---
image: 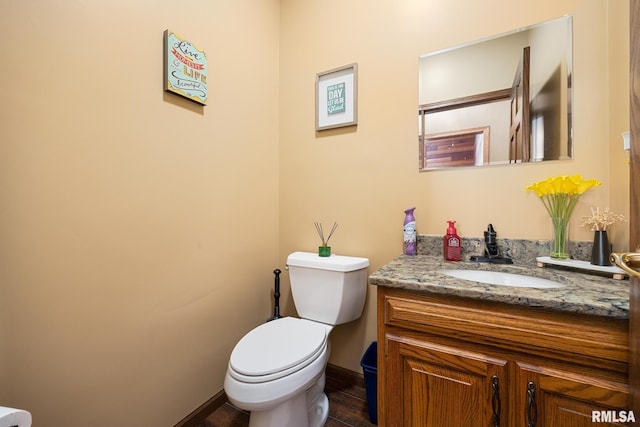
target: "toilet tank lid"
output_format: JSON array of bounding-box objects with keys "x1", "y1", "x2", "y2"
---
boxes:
[{"x1": 287, "y1": 251, "x2": 369, "y2": 272}]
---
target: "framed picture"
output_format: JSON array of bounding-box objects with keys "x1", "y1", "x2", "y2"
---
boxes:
[
  {"x1": 315, "y1": 63, "x2": 358, "y2": 131},
  {"x1": 164, "y1": 29, "x2": 208, "y2": 105}
]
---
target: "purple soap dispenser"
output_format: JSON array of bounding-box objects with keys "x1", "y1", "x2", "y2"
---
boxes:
[{"x1": 403, "y1": 207, "x2": 417, "y2": 256}]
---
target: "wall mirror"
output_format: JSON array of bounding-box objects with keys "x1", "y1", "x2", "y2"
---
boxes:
[{"x1": 418, "y1": 16, "x2": 573, "y2": 170}]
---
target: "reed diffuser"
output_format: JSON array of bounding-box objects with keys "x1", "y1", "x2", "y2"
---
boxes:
[
  {"x1": 581, "y1": 207, "x2": 626, "y2": 266},
  {"x1": 315, "y1": 222, "x2": 338, "y2": 257}
]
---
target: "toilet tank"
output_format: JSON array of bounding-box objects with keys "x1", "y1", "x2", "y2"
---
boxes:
[{"x1": 286, "y1": 252, "x2": 370, "y2": 325}]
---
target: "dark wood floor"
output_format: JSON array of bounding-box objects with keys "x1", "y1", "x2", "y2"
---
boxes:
[{"x1": 197, "y1": 364, "x2": 377, "y2": 427}]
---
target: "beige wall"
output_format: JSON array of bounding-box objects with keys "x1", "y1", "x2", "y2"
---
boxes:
[
  {"x1": 279, "y1": 0, "x2": 629, "y2": 373},
  {"x1": 0, "y1": 0, "x2": 629, "y2": 425},
  {"x1": 1, "y1": 1, "x2": 279, "y2": 426}
]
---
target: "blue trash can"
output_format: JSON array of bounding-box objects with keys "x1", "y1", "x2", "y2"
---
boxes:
[{"x1": 360, "y1": 341, "x2": 378, "y2": 424}]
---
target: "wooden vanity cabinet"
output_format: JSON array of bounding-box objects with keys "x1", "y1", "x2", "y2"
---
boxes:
[
  {"x1": 385, "y1": 332, "x2": 508, "y2": 426},
  {"x1": 514, "y1": 362, "x2": 630, "y2": 426},
  {"x1": 377, "y1": 287, "x2": 630, "y2": 427}
]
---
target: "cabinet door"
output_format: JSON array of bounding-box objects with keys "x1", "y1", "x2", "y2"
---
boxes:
[
  {"x1": 516, "y1": 362, "x2": 630, "y2": 426},
  {"x1": 384, "y1": 334, "x2": 508, "y2": 427}
]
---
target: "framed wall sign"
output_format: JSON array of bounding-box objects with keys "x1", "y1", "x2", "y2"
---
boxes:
[
  {"x1": 163, "y1": 29, "x2": 208, "y2": 105},
  {"x1": 316, "y1": 63, "x2": 358, "y2": 131}
]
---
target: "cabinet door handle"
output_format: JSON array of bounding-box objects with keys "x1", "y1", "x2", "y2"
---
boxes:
[
  {"x1": 526, "y1": 381, "x2": 537, "y2": 427},
  {"x1": 491, "y1": 375, "x2": 501, "y2": 427}
]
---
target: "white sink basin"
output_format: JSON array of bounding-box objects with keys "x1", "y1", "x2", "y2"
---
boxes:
[{"x1": 437, "y1": 269, "x2": 564, "y2": 289}]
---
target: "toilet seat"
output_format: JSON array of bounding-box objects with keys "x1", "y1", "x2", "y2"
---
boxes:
[{"x1": 229, "y1": 317, "x2": 328, "y2": 383}]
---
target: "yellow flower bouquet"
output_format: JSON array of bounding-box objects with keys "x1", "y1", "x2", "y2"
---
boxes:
[{"x1": 526, "y1": 175, "x2": 601, "y2": 258}]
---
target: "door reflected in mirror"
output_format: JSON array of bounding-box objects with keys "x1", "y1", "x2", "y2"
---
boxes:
[{"x1": 418, "y1": 16, "x2": 573, "y2": 171}]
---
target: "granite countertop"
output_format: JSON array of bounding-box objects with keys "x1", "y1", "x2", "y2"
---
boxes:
[{"x1": 369, "y1": 255, "x2": 630, "y2": 319}]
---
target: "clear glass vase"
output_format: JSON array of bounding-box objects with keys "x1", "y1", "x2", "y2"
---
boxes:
[{"x1": 550, "y1": 216, "x2": 570, "y2": 259}]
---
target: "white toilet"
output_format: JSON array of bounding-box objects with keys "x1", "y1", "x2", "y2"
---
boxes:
[{"x1": 224, "y1": 251, "x2": 369, "y2": 427}]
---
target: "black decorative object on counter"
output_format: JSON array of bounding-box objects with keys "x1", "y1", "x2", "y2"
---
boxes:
[{"x1": 590, "y1": 230, "x2": 612, "y2": 266}]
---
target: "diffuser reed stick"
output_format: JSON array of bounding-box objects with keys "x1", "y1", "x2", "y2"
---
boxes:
[{"x1": 315, "y1": 222, "x2": 338, "y2": 247}]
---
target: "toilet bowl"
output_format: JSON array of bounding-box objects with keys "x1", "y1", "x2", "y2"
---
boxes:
[
  {"x1": 224, "y1": 317, "x2": 333, "y2": 427},
  {"x1": 224, "y1": 252, "x2": 369, "y2": 427}
]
